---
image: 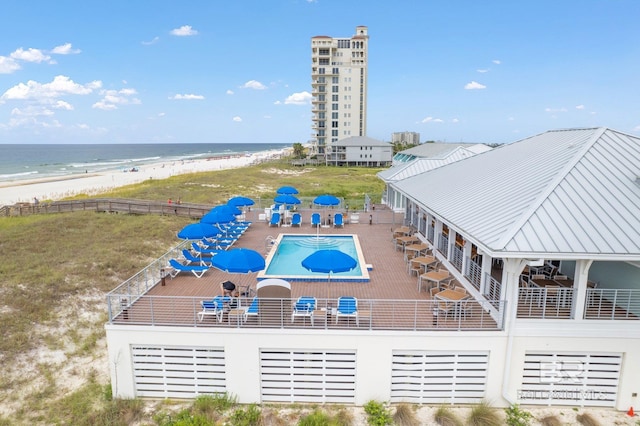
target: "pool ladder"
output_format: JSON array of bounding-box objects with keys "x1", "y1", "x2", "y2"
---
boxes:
[{"x1": 265, "y1": 235, "x2": 278, "y2": 253}]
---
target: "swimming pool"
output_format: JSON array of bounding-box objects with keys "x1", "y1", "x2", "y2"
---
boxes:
[{"x1": 257, "y1": 234, "x2": 370, "y2": 282}]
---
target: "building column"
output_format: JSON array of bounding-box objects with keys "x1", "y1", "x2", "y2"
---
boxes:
[
  {"x1": 447, "y1": 229, "x2": 457, "y2": 261},
  {"x1": 434, "y1": 220, "x2": 443, "y2": 254},
  {"x1": 479, "y1": 252, "x2": 492, "y2": 295},
  {"x1": 462, "y1": 239, "x2": 472, "y2": 277},
  {"x1": 572, "y1": 259, "x2": 593, "y2": 320}
]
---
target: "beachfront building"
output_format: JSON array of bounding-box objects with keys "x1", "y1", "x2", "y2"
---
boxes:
[
  {"x1": 326, "y1": 136, "x2": 392, "y2": 167},
  {"x1": 391, "y1": 131, "x2": 420, "y2": 147},
  {"x1": 104, "y1": 127, "x2": 640, "y2": 411},
  {"x1": 311, "y1": 26, "x2": 368, "y2": 161},
  {"x1": 379, "y1": 142, "x2": 493, "y2": 211}
]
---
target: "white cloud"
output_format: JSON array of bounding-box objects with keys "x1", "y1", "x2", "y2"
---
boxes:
[
  {"x1": 142, "y1": 37, "x2": 160, "y2": 45},
  {"x1": 544, "y1": 107, "x2": 567, "y2": 113},
  {"x1": 451, "y1": 118, "x2": 459, "y2": 123},
  {"x1": 10, "y1": 47, "x2": 50, "y2": 63},
  {"x1": 226, "y1": 89, "x2": 234, "y2": 95},
  {"x1": 92, "y1": 88, "x2": 141, "y2": 110},
  {"x1": 492, "y1": 59, "x2": 501, "y2": 65},
  {"x1": 51, "y1": 43, "x2": 80, "y2": 55},
  {"x1": 464, "y1": 81, "x2": 486, "y2": 90},
  {"x1": 232, "y1": 116, "x2": 242, "y2": 122},
  {"x1": 241, "y1": 80, "x2": 267, "y2": 90},
  {"x1": 169, "y1": 93, "x2": 205, "y2": 100},
  {"x1": 575, "y1": 104, "x2": 585, "y2": 110},
  {"x1": 170, "y1": 25, "x2": 198, "y2": 36},
  {"x1": 421, "y1": 116, "x2": 443, "y2": 123},
  {"x1": 11, "y1": 106, "x2": 54, "y2": 117},
  {"x1": 0, "y1": 56, "x2": 21, "y2": 74},
  {"x1": 477, "y1": 68, "x2": 489, "y2": 73},
  {"x1": 53, "y1": 100, "x2": 73, "y2": 110},
  {"x1": 1, "y1": 75, "x2": 102, "y2": 101},
  {"x1": 284, "y1": 91, "x2": 312, "y2": 105}
]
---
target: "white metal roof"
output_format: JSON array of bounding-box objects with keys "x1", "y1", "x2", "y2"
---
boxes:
[
  {"x1": 335, "y1": 136, "x2": 389, "y2": 147},
  {"x1": 378, "y1": 146, "x2": 487, "y2": 182},
  {"x1": 392, "y1": 127, "x2": 640, "y2": 259}
]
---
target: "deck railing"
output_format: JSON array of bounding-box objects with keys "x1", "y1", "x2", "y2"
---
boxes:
[
  {"x1": 518, "y1": 288, "x2": 575, "y2": 319},
  {"x1": 108, "y1": 296, "x2": 506, "y2": 331},
  {"x1": 584, "y1": 289, "x2": 640, "y2": 320},
  {"x1": 466, "y1": 258, "x2": 482, "y2": 291}
]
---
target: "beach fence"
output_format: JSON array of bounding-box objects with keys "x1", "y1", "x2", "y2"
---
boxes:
[{"x1": 0, "y1": 198, "x2": 212, "y2": 218}]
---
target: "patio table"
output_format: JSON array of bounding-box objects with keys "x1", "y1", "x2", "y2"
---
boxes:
[
  {"x1": 418, "y1": 269, "x2": 450, "y2": 292},
  {"x1": 405, "y1": 243, "x2": 429, "y2": 257},
  {"x1": 393, "y1": 226, "x2": 411, "y2": 238},
  {"x1": 396, "y1": 235, "x2": 420, "y2": 251},
  {"x1": 435, "y1": 289, "x2": 469, "y2": 318},
  {"x1": 531, "y1": 279, "x2": 572, "y2": 307}
]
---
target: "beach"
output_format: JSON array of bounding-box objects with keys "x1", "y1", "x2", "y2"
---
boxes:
[{"x1": 0, "y1": 148, "x2": 290, "y2": 206}]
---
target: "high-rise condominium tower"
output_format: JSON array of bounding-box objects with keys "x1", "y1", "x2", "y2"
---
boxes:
[{"x1": 311, "y1": 26, "x2": 368, "y2": 157}]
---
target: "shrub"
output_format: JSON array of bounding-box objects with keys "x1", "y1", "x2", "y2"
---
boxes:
[
  {"x1": 539, "y1": 415, "x2": 563, "y2": 426},
  {"x1": 467, "y1": 401, "x2": 502, "y2": 426},
  {"x1": 363, "y1": 400, "x2": 393, "y2": 426},
  {"x1": 504, "y1": 404, "x2": 533, "y2": 426},
  {"x1": 433, "y1": 405, "x2": 463, "y2": 426},
  {"x1": 392, "y1": 403, "x2": 419, "y2": 426},
  {"x1": 298, "y1": 409, "x2": 331, "y2": 426},
  {"x1": 229, "y1": 404, "x2": 262, "y2": 426}
]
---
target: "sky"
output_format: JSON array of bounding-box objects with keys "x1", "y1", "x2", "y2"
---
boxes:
[{"x1": 0, "y1": 0, "x2": 639, "y2": 145}]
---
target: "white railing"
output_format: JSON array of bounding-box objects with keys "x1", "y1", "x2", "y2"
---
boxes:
[
  {"x1": 451, "y1": 245, "x2": 463, "y2": 272},
  {"x1": 438, "y1": 235, "x2": 448, "y2": 254},
  {"x1": 466, "y1": 258, "x2": 482, "y2": 291},
  {"x1": 585, "y1": 289, "x2": 640, "y2": 320},
  {"x1": 108, "y1": 297, "x2": 506, "y2": 331},
  {"x1": 518, "y1": 288, "x2": 575, "y2": 319},
  {"x1": 483, "y1": 274, "x2": 502, "y2": 309}
]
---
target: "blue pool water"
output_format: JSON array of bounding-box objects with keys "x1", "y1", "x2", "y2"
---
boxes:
[{"x1": 262, "y1": 235, "x2": 365, "y2": 280}]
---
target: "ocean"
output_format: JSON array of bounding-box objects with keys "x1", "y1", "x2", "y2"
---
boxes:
[{"x1": 0, "y1": 143, "x2": 291, "y2": 183}]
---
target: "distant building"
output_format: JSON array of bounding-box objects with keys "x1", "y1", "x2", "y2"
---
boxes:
[
  {"x1": 328, "y1": 136, "x2": 392, "y2": 167},
  {"x1": 311, "y1": 26, "x2": 369, "y2": 160},
  {"x1": 391, "y1": 131, "x2": 420, "y2": 146},
  {"x1": 392, "y1": 142, "x2": 491, "y2": 166}
]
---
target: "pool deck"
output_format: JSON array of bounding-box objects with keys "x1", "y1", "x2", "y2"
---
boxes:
[{"x1": 147, "y1": 209, "x2": 430, "y2": 302}]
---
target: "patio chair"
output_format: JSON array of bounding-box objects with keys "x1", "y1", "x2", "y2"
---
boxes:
[
  {"x1": 181, "y1": 249, "x2": 213, "y2": 266},
  {"x1": 168, "y1": 258, "x2": 209, "y2": 278},
  {"x1": 453, "y1": 285, "x2": 467, "y2": 295},
  {"x1": 191, "y1": 242, "x2": 225, "y2": 256},
  {"x1": 291, "y1": 212, "x2": 302, "y2": 227},
  {"x1": 335, "y1": 296, "x2": 359, "y2": 325},
  {"x1": 198, "y1": 296, "x2": 229, "y2": 322},
  {"x1": 269, "y1": 212, "x2": 281, "y2": 227},
  {"x1": 311, "y1": 212, "x2": 321, "y2": 227},
  {"x1": 333, "y1": 213, "x2": 344, "y2": 227},
  {"x1": 243, "y1": 297, "x2": 259, "y2": 323},
  {"x1": 291, "y1": 296, "x2": 317, "y2": 325}
]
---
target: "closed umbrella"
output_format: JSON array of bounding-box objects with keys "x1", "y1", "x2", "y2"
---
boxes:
[
  {"x1": 301, "y1": 249, "x2": 357, "y2": 299},
  {"x1": 276, "y1": 186, "x2": 299, "y2": 195},
  {"x1": 177, "y1": 223, "x2": 220, "y2": 240}
]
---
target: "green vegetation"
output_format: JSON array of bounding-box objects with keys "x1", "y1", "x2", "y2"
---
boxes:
[
  {"x1": 392, "y1": 403, "x2": 420, "y2": 426},
  {"x1": 504, "y1": 404, "x2": 533, "y2": 426},
  {"x1": 363, "y1": 400, "x2": 393, "y2": 426}
]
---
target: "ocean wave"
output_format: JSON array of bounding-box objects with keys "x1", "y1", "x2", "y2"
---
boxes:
[{"x1": 0, "y1": 171, "x2": 39, "y2": 179}]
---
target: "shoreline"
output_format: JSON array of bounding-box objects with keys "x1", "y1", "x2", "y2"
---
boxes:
[{"x1": 0, "y1": 148, "x2": 290, "y2": 206}]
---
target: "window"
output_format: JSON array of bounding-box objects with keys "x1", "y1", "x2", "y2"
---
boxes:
[
  {"x1": 332, "y1": 95, "x2": 338, "y2": 102},
  {"x1": 332, "y1": 86, "x2": 338, "y2": 93},
  {"x1": 332, "y1": 68, "x2": 339, "y2": 74},
  {"x1": 332, "y1": 104, "x2": 338, "y2": 110},
  {"x1": 318, "y1": 112, "x2": 325, "y2": 119},
  {"x1": 319, "y1": 58, "x2": 329, "y2": 65},
  {"x1": 332, "y1": 130, "x2": 338, "y2": 136},
  {"x1": 332, "y1": 112, "x2": 338, "y2": 119},
  {"x1": 318, "y1": 68, "x2": 325, "y2": 74},
  {"x1": 332, "y1": 77, "x2": 339, "y2": 84},
  {"x1": 319, "y1": 48, "x2": 329, "y2": 55},
  {"x1": 332, "y1": 121, "x2": 338, "y2": 128}
]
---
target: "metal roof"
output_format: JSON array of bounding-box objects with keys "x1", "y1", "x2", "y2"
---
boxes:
[
  {"x1": 335, "y1": 136, "x2": 389, "y2": 147},
  {"x1": 399, "y1": 142, "x2": 491, "y2": 158},
  {"x1": 392, "y1": 127, "x2": 640, "y2": 259},
  {"x1": 378, "y1": 146, "x2": 488, "y2": 182}
]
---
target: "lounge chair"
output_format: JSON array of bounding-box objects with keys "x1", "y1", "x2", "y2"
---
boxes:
[
  {"x1": 291, "y1": 296, "x2": 316, "y2": 325},
  {"x1": 291, "y1": 212, "x2": 302, "y2": 227},
  {"x1": 198, "y1": 296, "x2": 230, "y2": 322},
  {"x1": 191, "y1": 242, "x2": 225, "y2": 256},
  {"x1": 168, "y1": 258, "x2": 209, "y2": 278},
  {"x1": 333, "y1": 213, "x2": 344, "y2": 227},
  {"x1": 181, "y1": 249, "x2": 213, "y2": 266},
  {"x1": 243, "y1": 297, "x2": 259, "y2": 322},
  {"x1": 269, "y1": 212, "x2": 281, "y2": 227},
  {"x1": 311, "y1": 212, "x2": 321, "y2": 227},
  {"x1": 335, "y1": 296, "x2": 359, "y2": 325}
]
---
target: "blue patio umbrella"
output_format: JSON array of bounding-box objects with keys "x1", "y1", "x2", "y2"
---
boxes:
[
  {"x1": 228, "y1": 196, "x2": 254, "y2": 207},
  {"x1": 177, "y1": 223, "x2": 220, "y2": 240},
  {"x1": 274, "y1": 194, "x2": 301, "y2": 206},
  {"x1": 200, "y1": 209, "x2": 236, "y2": 225},
  {"x1": 276, "y1": 186, "x2": 299, "y2": 195},
  {"x1": 313, "y1": 194, "x2": 340, "y2": 226},
  {"x1": 212, "y1": 204, "x2": 242, "y2": 216},
  {"x1": 301, "y1": 249, "x2": 357, "y2": 298},
  {"x1": 211, "y1": 248, "x2": 266, "y2": 274}
]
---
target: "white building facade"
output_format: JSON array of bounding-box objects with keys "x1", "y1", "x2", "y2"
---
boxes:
[
  {"x1": 391, "y1": 131, "x2": 420, "y2": 145},
  {"x1": 311, "y1": 26, "x2": 368, "y2": 159}
]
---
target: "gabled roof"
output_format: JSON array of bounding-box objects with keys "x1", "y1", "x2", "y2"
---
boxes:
[
  {"x1": 335, "y1": 136, "x2": 389, "y2": 147},
  {"x1": 378, "y1": 146, "x2": 485, "y2": 182},
  {"x1": 393, "y1": 127, "x2": 640, "y2": 259},
  {"x1": 399, "y1": 142, "x2": 491, "y2": 158}
]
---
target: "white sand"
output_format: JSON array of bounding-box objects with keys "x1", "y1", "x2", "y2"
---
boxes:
[{"x1": 0, "y1": 148, "x2": 290, "y2": 206}]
